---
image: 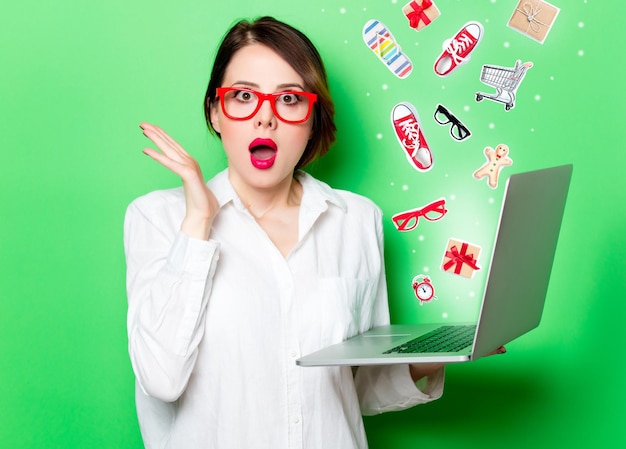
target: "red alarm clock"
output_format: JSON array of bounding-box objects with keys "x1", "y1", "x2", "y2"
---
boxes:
[{"x1": 412, "y1": 275, "x2": 436, "y2": 304}]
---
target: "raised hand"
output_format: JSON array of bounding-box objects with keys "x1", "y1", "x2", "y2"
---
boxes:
[{"x1": 140, "y1": 122, "x2": 219, "y2": 240}]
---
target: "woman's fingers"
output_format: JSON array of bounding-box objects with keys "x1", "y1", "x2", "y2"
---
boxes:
[
  {"x1": 140, "y1": 122, "x2": 191, "y2": 159},
  {"x1": 142, "y1": 147, "x2": 185, "y2": 173},
  {"x1": 139, "y1": 123, "x2": 219, "y2": 240},
  {"x1": 488, "y1": 346, "x2": 507, "y2": 356},
  {"x1": 140, "y1": 123, "x2": 199, "y2": 179}
]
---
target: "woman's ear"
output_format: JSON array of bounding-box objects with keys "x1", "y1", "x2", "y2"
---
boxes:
[{"x1": 209, "y1": 100, "x2": 221, "y2": 133}]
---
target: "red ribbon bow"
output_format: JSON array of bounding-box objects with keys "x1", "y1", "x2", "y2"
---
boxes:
[
  {"x1": 407, "y1": 0, "x2": 434, "y2": 29},
  {"x1": 443, "y1": 243, "x2": 480, "y2": 275}
]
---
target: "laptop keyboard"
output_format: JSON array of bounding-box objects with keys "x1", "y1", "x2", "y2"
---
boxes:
[{"x1": 383, "y1": 325, "x2": 476, "y2": 354}]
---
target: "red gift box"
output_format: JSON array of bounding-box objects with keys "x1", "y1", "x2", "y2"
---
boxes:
[
  {"x1": 441, "y1": 238, "x2": 481, "y2": 279},
  {"x1": 402, "y1": 0, "x2": 440, "y2": 31}
]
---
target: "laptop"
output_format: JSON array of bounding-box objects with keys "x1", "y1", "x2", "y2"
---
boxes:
[{"x1": 296, "y1": 164, "x2": 573, "y2": 366}]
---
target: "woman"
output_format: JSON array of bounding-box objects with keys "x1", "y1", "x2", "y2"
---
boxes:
[{"x1": 124, "y1": 16, "x2": 445, "y2": 449}]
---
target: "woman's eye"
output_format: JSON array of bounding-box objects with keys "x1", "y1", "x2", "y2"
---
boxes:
[
  {"x1": 279, "y1": 93, "x2": 299, "y2": 105},
  {"x1": 234, "y1": 91, "x2": 255, "y2": 102}
]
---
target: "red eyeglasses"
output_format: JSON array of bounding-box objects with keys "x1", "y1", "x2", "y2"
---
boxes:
[
  {"x1": 216, "y1": 87, "x2": 318, "y2": 124},
  {"x1": 391, "y1": 198, "x2": 448, "y2": 232}
]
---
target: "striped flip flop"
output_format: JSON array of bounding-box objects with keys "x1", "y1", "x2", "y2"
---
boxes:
[{"x1": 363, "y1": 19, "x2": 413, "y2": 79}]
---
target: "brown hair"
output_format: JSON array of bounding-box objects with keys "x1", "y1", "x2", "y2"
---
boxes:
[{"x1": 203, "y1": 16, "x2": 336, "y2": 170}]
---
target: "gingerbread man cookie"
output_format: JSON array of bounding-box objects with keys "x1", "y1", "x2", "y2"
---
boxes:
[{"x1": 473, "y1": 144, "x2": 512, "y2": 188}]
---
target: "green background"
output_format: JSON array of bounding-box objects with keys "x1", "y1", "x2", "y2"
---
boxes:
[{"x1": 1, "y1": 0, "x2": 624, "y2": 447}]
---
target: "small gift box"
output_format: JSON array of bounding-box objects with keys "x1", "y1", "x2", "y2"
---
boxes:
[
  {"x1": 441, "y1": 238, "x2": 481, "y2": 279},
  {"x1": 507, "y1": 0, "x2": 560, "y2": 44},
  {"x1": 402, "y1": 0, "x2": 440, "y2": 31}
]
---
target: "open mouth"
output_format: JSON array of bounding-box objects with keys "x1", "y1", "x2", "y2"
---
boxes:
[{"x1": 249, "y1": 138, "x2": 277, "y2": 169}]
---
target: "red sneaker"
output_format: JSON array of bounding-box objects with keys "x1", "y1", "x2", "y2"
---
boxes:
[
  {"x1": 434, "y1": 21, "x2": 483, "y2": 77},
  {"x1": 391, "y1": 102, "x2": 433, "y2": 172}
]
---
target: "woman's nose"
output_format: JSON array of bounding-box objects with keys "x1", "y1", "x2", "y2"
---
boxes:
[{"x1": 255, "y1": 98, "x2": 276, "y2": 129}]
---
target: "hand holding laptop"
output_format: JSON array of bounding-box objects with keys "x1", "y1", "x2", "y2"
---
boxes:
[{"x1": 409, "y1": 345, "x2": 506, "y2": 381}]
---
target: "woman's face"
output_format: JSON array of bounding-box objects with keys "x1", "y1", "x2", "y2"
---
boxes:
[{"x1": 210, "y1": 43, "x2": 314, "y2": 191}]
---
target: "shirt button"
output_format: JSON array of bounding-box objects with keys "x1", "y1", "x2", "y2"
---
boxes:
[
  {"x1": 292, "y1": 415, "x2": 301, "y2": 424},
  {"x1": 290, "y1": 350, "x2": 298, "y2": 358}
]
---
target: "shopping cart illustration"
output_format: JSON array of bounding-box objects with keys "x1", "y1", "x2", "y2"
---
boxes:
[{"x1": 475, "y1": 60, "x2": 533, "y2": 111}]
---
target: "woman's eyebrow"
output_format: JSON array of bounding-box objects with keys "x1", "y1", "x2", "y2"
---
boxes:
[
  {"x1": 230, "y1": 81, "x2": 306, "y2": 91},
  {"x1": 230, "y1": 80, "x2": 259, "y2": 88},
  {"x1": 276, "y1": 83, "x2": 306, "y2": 91}
]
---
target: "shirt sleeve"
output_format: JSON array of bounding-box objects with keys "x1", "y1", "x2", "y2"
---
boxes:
[
  {"x1": 124, "y1": 198, "x2": 219, "y2": 402},
  {"x1": 355, "y1": 365, "x2": 445, "y2": 415},
  {"x1": 353, "y1": 205, "x2": 445, "y2": 415}
]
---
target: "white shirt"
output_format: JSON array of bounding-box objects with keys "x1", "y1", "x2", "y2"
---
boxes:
[{"x1": 124, "y1": 169, "x2": 444, "y2": 449}]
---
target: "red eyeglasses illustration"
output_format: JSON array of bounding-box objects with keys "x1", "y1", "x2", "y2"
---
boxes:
[{"x1": 391, "y1": 198, "x2": 448, "y2": 232}]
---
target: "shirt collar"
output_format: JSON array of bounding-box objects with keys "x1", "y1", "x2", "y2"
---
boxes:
[
  {"x1": 207, "y1": 168, "x2": 347, "y2": 213},
  {"x1": 206, "y1": 169, "x2": 240, "y2": 210},
  {"x1": 296, "y1": 170, "x2": 347, "y2": 213}
]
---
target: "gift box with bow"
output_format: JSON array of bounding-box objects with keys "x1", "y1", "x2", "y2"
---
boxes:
[
  {"x1": 507, "y1": 0, "x2": 560, "y2": 44},
  {"x1": 402, "y1": 0, "x2": 440, "y2": 31},
  {"x1": 441, "y1": 238, "x2": 481, "y2": 279}
]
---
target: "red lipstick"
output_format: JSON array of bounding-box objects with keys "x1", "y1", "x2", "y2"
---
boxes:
[{"x1": 248, "y1": 138, "x2": 277, "y2": 170}]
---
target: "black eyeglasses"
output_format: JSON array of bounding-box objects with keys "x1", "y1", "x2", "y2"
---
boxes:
[{"x1": 434, "y1": 104, "x2": 471, "y2": 141}]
